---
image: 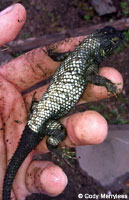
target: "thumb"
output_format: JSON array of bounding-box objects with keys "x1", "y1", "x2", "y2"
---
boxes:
[{"x1": 0, "y1": 3, "x2": 26, "y2": 46}]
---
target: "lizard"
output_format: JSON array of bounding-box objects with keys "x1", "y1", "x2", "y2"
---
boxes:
[{"x1": 2, "y1": 26, "x2": 123, "y2": 200}]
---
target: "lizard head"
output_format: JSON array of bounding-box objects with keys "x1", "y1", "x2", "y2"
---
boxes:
[{"x1": 96, "y1": 26, "x2": 124, "y2": 60}]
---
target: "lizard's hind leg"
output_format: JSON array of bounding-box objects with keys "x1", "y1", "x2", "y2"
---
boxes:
[
  {"x1": 44, "y1": 120, "x2": 67, "y2": 152},
  {"x1": 44, "y1": 120, "x2": 75, "y2": 166}
]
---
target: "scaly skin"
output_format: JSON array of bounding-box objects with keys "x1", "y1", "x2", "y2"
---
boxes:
[{"x1": 2, "y1": 26, "x2": 123, "y2": 200}]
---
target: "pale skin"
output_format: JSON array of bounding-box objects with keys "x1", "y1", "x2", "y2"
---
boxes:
[{"x1": 0, "y1": 3, "x2": 123, "y2": 200}]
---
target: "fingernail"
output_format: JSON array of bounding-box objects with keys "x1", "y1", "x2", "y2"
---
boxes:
[{"x1": 0, "y1": 5, "x2": 14, "y2": 16}]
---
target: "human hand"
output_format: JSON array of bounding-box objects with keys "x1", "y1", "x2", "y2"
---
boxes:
[{"x1": 0, "y1": 3, "x2": 123, "y2": 200}]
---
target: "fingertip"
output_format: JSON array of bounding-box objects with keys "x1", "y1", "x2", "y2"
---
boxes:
[
  {"x1": 0, "y1": 3, "x2": 26, "y2": 46},
  {"x1": 40, "y1": 165, "x2": 68, "y2": 196},
  {"x1": 82, "y1": 67, "x2": 123, "y2": 102},
  {"x1": 48, "y1": 36, "x2": 86, "y2": 53},
  {"x1": 99, "y1": 67, "x2": 123, "y2": 92},
  {"x1": 64, "y1": 111, "x2": 108, "y2": 146},
  {"x1": 26, "y1": 161, "x2": 68, "y2": 196}
]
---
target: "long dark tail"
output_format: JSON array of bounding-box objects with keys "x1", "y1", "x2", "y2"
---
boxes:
[{"x1": 2, "y1": 125, "x2": 44, "y2": 200}]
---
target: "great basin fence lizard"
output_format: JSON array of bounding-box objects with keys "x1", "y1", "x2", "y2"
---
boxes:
[{"x1": 2, "y1": 26, "x2": 123, "y2": 200}]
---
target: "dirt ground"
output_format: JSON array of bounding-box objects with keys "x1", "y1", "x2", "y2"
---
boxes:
[{"x1": 0, "y1": 0, "x2": 129, "y2": 200}]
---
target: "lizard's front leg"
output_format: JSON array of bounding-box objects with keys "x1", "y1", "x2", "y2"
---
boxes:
[
  {"x1": 86, "y1": 74, "x2": 117, "y2": 95},
  {"x1": 48, "y1": 50, "x2": 71, "y2": 61}
]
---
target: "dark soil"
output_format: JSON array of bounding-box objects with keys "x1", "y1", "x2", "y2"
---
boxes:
[
  {"x1": 0, "y1": 0, "x2": 129, "y2": 38},
  {"x1": 0, "y1": 0, "x2": 129, "y2": 200}
]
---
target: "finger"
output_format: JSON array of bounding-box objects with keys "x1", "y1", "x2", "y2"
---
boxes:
[
  {"x1": 81, "y1": 67, "x2": 123, "y2": 102},
  {"x1": 0, "y1": 75, "x2": 27, "y2": 162},
  {"x1": 0, "y1": 75, "x2": 27, "y2": 199},
  {"x1": 14, "y1": 159, "x2": 67, "y2": 199},
  {"x1": 0, "y1": 47, "x2": 59, "y2": 92},
  {"x1": 47, "y1": 36, "x2": 86, "y2": 52},
  {"x1": 0, "y1": 3, "x2": 26, "y2": 46},
  {"x1": 0, "y1": 37, "x2": 85, "y2": 92},
  {"x1": 62, "y1": 110, "x2": 108, "y2": 147},
  {"x1": 35, "y1": 110, "x2": 108, "y2": 154},
  {"x1": 26, "y1": 161, "x2": 67, "y2": 197}
]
